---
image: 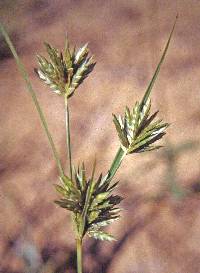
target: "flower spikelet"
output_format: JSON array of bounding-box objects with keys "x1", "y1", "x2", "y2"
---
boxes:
[
  {"x1": 35, "y1": 40, "x2": 95, "y2": 97},
  {"x1": 113, "y1": 97, "x2": 169, "y2": 154},
  {"x1": 54, "y1": 162, "x2": 122, "y2": 241}
]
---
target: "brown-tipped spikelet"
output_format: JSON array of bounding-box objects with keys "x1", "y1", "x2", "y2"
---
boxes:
[
  {"x1": 113, "y1": 97, "x2": 169, "y2": 154},
  {"x1": 55, "y1": 162, "x2": 122, "y2": 241},
  {"x1": 35, "y1": 40, "x2": 96, "y2": 97}
]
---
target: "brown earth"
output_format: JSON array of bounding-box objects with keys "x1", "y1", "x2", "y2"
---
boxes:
[{"x1": 0, "y1": 1, "x2": 200, "y2": 272}]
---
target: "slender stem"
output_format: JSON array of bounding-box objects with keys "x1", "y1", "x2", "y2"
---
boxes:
[
  {"x1": 64, "y1": 95, "x2": 72, "y2": 180},
  {"x1": 76, "y1": 238, "x2": 83, "y2": 273},
  {"x1": 108, "y1": 146, "x2": 126, "y2": 181},
  {"x1": 0, "y1": 22, "x2": 65, "y2": 178},
  {"x1": 106, "y1": 17, "x2": 178, "y2": 184}
]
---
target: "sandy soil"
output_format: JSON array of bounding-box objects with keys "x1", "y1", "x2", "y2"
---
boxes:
[{"x1": 0, "y1": 1, "x2": 200, "y2": 272}]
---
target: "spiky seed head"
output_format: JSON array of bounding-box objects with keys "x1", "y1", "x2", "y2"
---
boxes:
[
  {"x1": 35, "y1": 39, "x2": 95, "y2": 98},
  {"x1": 54, "y1": 162, "x2": 122, "y2": 241},
  {"x1": 113, "y1": 97, "x2": 169, "y2": 154}
]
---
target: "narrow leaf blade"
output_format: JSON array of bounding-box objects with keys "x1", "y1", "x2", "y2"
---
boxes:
[{"x1": 140, "y1": 15, "x2": 177, "y2": 110}]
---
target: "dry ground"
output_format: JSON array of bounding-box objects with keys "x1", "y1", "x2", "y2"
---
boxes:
[{"x1": 0, "y1": 1, "x2": 200, "y2": 272}]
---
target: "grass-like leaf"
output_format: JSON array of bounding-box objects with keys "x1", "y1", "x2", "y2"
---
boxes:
[
  {"x1": 140, "y1": 15, "x2": 178, "y2": 111},
  {"x1": 112, "y1": 16, "x2": 177, "y2": 165}
]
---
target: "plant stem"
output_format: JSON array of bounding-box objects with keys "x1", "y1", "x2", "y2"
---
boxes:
[
  {"x1": 0, "y1": 22, "x2": 65, "y2": 178},
  {"x1": 106, "y1": 17, "x2": 178, "y2": 183},
  {"x1": 76, "y1": 238, "x2": 83, "y2": 273},
  {"x1": 108, "y1": 146, "x2": 126, "y2": 181},
  {"x1": 64, "y1": 95, "x2": 72, "y2": 180}
]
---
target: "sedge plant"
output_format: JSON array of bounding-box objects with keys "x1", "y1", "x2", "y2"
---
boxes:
[{"x1": 0, "y1": 17, "x2": 177, "y2": 273}]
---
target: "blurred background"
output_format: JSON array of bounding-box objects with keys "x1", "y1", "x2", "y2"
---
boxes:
[{"x1": 0, "y1": 1, "x2": 200, "y2": 272}]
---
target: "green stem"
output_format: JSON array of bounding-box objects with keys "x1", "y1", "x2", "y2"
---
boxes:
[
  {"x1": 76, "y1": 238, "x2": 83, "y2": 273},
  {"x1": 0, "y1": 22, "x2": 64, "y2": 178},
  {"x1": 106, "y1": 17, "x2": 178, "y2": 184},
  {"x1": 64, "y1": 95, "x2": 72, "y2": 180},
  {"x1": 108, "y1": 146, "x2": 126, "y2": 181}
]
